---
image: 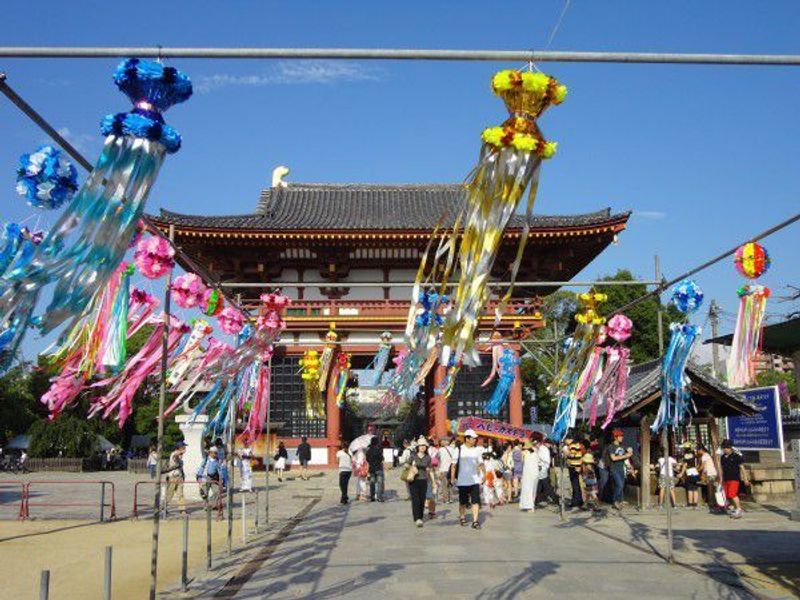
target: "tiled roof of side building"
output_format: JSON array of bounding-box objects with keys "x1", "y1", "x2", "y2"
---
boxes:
[{"x1": 151, "y1": 182, "x2": 631, "y2": 231}]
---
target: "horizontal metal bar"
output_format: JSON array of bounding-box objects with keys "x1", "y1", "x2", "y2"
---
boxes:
[
  {"x1": 1, "y1": 47, "x2": 800, "y2": 66},
  {"x1": 220, "y1": 280, "x2": 660, "y2": 289}
]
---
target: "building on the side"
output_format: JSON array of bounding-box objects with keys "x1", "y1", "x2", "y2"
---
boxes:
[{"x1": 150, "y1": 171, "x2": 630, "y2": 464}]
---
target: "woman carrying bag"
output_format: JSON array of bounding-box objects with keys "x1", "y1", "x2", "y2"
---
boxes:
[{"x1": 403, "y1": 436, "x2": 436, "y2": 528}]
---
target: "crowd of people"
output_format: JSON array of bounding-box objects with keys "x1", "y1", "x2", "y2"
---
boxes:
[{"x1": 333, "y1": 427, "x2": 753, "y2": 528}]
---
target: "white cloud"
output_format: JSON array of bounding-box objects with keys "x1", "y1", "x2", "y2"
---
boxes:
[
  {"x1": 635, "y1": 210, "x2": 667, "y2": 220},
  {"x1": 55, "y1": 127, "x2": 96, "y2": 154},
  {"x1": 195, "y1": 61, "x2": 381, "y2": 93}
]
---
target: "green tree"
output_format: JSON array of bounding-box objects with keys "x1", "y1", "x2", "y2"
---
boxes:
[
  {"x1": 596, "y1": 269, "x2": 683, "y2": 363},
  {"x1": 28, "y1": 416, "x2": 98, "y2": 458},
  {"x1": 0, "y1": 363, "x2": 45, "y2": 445},
  {"x1": 519, "y1": 270, "x2": 681, "y2": 422}
]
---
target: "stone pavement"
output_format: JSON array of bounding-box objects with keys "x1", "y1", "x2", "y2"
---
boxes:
[{"x1": 170, "y1": 471, "x2": 800, "y2": 600}]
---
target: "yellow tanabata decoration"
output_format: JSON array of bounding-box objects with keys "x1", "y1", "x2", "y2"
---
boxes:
[
  {"x1": 300, "y1": 349, "x2": 324, "y2": 418},
  {"x1": 440, "y1": 68, "x2": 567, "y2": 366},
  {"x1": 318, "y1": 324, "x2": 338, "y2": 393}
]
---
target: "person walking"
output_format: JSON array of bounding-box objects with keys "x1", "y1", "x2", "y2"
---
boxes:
[
  {"x1": 353, "y1": 448, "x2": 369, "y2": 500},
  {"x1": 564, "y1": 437, "x2": 585, "y2": 509},
  {"x1": 581, "y1": 452, "x2": 600, "y2": 512},
  {"x1": 451, "y1": 429, "x2": 485, "y2": 529},
  {"x1": 697, "y1": 445, "x2": 720, "y2": 511},
  {"x1": 657, "y1": 449, "x2": 678, "y2": 509},
  {"x1": 297, "y1": 436, "x2": 312, "y2": 480},
  {"x1": 273, "y1": 442, "x2": 288, "y2": 482},
  {"x1": 605, "y1": 429, "x2": 632, "y2": 510},
  {"x1": 519, "y1": 440, "x2": 540, "y2": 511},
  {"x1": 536, "y1": 439, "x2": 557, "y2": 506},
  {"x1": 366, "y1": 436, "x2": 385, "y2": 502},
  {"x1": 197, "y1": 445, "x2": 222, "y2": 504},
  {"x1": 511, "y1": 441, "x2": 524, "y2": 500},
  {"x1": 406, "y1": 436, "x2": 434, "y2": 527},
  {"x1": 163, "y1": 441, "x2": 187, "y2": 517},
  {"x1": 336, "y1": 441, "x2": 352, "y2": 505},
  {"x1": 147, "y1": 446, "x2": 158, "y2": 479},
  {"x1": 214, "y1": 438, "x2": 228, "y2": 490},
  {"x1": 678, "y1": 442, "x2": 700, "y2": 509},
  {"x1": 720, "y1": 439, "x2": 749, "y2": 519},
  {"x1": 437, "y1": 438, "x2": 454, "y2": 504}
]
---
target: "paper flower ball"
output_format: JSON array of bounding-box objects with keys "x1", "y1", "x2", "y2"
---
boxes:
[
  {"x1": 606, "y1": 314, "x2": 633, "y2": 343},
  {"x1": 201, "y1": 288, "x2": 225, "y2": 317},
  {"x1": 672, "y1": 279, "x2": 704, "y2": 314},
  {"x1": 734, "y1": 242, "x2": 770, "y2": 279},
  {"x1": 171, "y1": 273, "x2": 207, "y2": 309},
  {"x1": 16, "y1": 145, "x2": 79, "y2": 209},
  {"x1": 217, "y1": 306, "x2": 245, "y2": 335},
  {"x1": 134, "y1": 235, "x2": 175, "y2": 279}
]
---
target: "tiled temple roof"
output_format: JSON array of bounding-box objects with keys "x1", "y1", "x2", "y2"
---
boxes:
[
  {"x1": 153, "y1": 183, "x2": 630, "y2": 232},
  {"x1": 612, "y1": 359, "x2": 758, "y2": 418}
]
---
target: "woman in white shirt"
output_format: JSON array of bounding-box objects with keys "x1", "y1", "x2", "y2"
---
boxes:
[
  {"x1": 335, "y1": 442, "x2": 352, "y2": 505},
  {"x1": 437, "y1": 439, "x2": 454, "y2": 504}
]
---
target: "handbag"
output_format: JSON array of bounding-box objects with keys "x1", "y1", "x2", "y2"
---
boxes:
[{"x1": 400, "y1": 462, "x2": 418, "y2": 483}]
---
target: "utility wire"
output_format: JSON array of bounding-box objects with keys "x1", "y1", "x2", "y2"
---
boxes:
[
  {"x1": 610, "y1": 212, "x2": 800, "y2": 317},
  {"x1": 545, "y1": 0, "x2": 572, "y2": 49},
  {"x1": 0, "y1": 71, "x2": 251, "y2": 317}
]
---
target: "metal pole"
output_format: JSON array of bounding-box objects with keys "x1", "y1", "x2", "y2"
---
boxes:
[
  {"x1": 709, "y1": 301, "x2": 722, "y2": 380},
  {"x1": 655, "y1": 256, "x2": 674, "y2": 563},
  {"x1": 39, "y1": 570, "x2": 50, "y2": 600},
  {"x1": 149, "y1": 225, "x2": 174, "y2": 600},
  {"x1": 181, "y1": 514, "x2": 189, "y2": 592},
  {"x1": 221, "y1": 279, "x2": 661, "y2": 289},
  {"x1": 103, "y1": 546, "x2": 112, "y2": 600},
  {"x1": 100, "y1": 483, "x2": 105, "y2": 522},
  {"x1": 265, "y1": 354, "x2": 272, "y2": 526},
  {"x1": 553, "y1": 320, "x2": 566, "y2": 522},
  {"x1": 254, "y1": 489, "x2": 259, "y2": 534},
  {"x1": 205, "y1": 498, "x2": 212, "y2": 570},
  {"x1": 2, "y1": 46, "x2": 800, "y2": 65},
  {"x1": 612, "y1": 212, "x2": 800, "y2": 318},
  {"x1": 227, "y1": 296, "x2": 240, "y2": 557},
  {"x1": 0, "y1": 73, "x2": 250, "y2": 320},
  {"x1": 241, "y1": 494, "x2": 247, "y2": 544}
]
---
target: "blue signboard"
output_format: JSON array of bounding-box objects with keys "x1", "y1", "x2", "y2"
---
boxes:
[{"x1": 726, "y1": 386, "x2": 785, "y2": 461}]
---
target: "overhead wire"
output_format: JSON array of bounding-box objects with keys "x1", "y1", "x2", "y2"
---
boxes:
[{"x1": 0, "y1": 71, "x2": 251, "y2": 318}]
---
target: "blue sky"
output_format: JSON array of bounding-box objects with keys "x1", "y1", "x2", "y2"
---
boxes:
[{"x1": 1, "y1": 0, "x2": 799, "y2": 356}]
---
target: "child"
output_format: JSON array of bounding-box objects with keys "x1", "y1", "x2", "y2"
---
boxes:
[
  {"x1": 481, "y1": 452, "x2": 499, "y2": 508},
  {"x1": 581, "y1": 452, "x2": 600, "y2": 512}
]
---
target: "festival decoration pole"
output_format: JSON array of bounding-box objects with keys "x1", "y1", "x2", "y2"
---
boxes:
[
  {"x1": 655, "y1": 256, "x2": 674, "y2": 564},
  {"x1": 264, "y1": 352, "x2": 272, "y2": 525},
  {"x1": 227, "y1": 294, "x2": 241, "y2": 557},
  {"x1": 554, "y1": 320, "x2": 565, "y2": 522},
  {"x1": 149, "y1": 224, "x2": 174, "y2": 600}
]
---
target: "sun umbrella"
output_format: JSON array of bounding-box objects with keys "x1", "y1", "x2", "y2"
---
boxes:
[{"x1": 349, "y1": 434, "x2": 375, "y2": 454}]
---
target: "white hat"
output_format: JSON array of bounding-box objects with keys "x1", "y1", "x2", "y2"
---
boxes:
[
  {"x1": 415, "y1": 436, "x2": 429, "y2": 447},
  {"x1": 464, "y1": 429, "x2": 478, "y2": 439}
]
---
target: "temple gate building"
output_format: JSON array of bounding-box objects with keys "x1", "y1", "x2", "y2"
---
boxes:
[{"x1": 151, "y1": 171, "x2": 629, "y2": 464}]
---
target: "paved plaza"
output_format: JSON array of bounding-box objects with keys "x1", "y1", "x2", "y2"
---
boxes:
[
  {"x1": 168, "y1": 471, "x2": 800, "y2": 600},
  {"x1": 1, "y1": 470, "x2": 798, "y2": 598}
]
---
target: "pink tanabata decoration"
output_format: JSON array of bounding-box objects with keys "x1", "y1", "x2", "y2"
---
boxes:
[
  {"x1": 218, "y1": 306, "x2": 245, "y2": 335},
  {"x1": 134, "y1": 235, "x2": 175, "y2": 279},
  {"x1": 171, "y1": 273, "x2": 207, "y2": 309},
  {"x1": 606, "y1": 314, "x2": 633, "y2": 343}
]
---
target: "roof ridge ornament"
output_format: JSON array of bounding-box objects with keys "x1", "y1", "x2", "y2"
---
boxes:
[{"x1": 272, "y1": 165, "x2": 290, "y2": 188}]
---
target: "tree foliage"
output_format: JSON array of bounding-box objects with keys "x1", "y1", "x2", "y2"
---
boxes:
[{"x1": 519, "y1": 270, "x2": 681, "y2": 424}]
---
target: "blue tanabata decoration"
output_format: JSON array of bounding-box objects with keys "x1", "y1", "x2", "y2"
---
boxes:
[
  {"x1": 671, "y1": 279, "x2": 704, "y2": 314},
  {"x1": 0, "y1": 59, "x2": 192, "y2": 374},
  {"x1": 16, "y1": 146, "x2": 79, "y2": 209},
  {"x1": 415, "y1": 291, "x2": 447, "y2": 328},
  {"x1": 485, "y1": 348, "x2": 520, "y2": 416},
  {"x1": 653, "y1": 323, "x2": 701, "y2": 431}
]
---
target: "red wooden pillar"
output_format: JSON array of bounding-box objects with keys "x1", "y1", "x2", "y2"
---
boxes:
[
  {"x1": 326, "y1": 365, "x2": 341, "y2": 466},
  {"x1": 509, "y1": 362, "x2": 523, "y2": 427},
  {"x1": 430, "y1": 365, "x2": 448, "y2": 440}
]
